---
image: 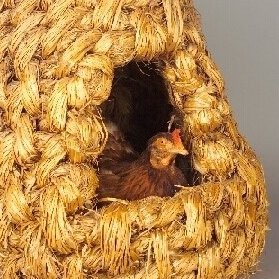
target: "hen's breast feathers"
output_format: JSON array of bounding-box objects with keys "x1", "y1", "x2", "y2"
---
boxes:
[{"x1": 98, "y1": 151, "x2": 186, "y2": 201}]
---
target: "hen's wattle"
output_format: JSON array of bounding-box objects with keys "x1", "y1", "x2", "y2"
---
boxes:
[{"x1": 97, "y1": 128, "x2": 188, "y2": 201}]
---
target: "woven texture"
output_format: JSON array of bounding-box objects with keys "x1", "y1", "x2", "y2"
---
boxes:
[{"x1": 0, "y1": 0, "x2": 268, "y2": 278}]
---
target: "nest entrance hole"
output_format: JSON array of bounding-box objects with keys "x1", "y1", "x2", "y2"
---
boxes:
[{"x1": 100, "y1": 60, "x2": 196, "y2": 185}]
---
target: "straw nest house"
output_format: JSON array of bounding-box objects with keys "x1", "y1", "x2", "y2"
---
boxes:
[{"x1": 0, "y1": 0, "x2": 268, "y2": 278}]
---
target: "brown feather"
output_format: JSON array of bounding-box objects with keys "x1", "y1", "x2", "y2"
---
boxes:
[
  {"x1": 98, "y1": 151, "x2": 186, "y2": 201},
  {"x1": 99, "y1": 121, "x2": 138, "y2": 171}
]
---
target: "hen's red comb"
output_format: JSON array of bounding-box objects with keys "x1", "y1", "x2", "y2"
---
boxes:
[{"x1": 171, "y1": 129, "x2": 182, "y2": 144}]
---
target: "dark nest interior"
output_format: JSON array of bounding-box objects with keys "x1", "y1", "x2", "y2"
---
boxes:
[{"x1": 100, "y1": 61, "x2": 197, "y2": 186}]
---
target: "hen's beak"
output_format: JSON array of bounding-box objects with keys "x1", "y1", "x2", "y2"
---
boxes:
[{"x1": 171, "y1": 142, "x2": 189, "y2": 156}]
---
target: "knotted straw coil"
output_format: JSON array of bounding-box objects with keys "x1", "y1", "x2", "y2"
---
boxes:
[{"x1": 0, "y1": 0, "x2": 268, "y2": 278}]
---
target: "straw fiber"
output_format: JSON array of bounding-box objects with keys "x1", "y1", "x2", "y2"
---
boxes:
[{"x1": 0, "y1": 0, "x2": 268, "y2": 278}]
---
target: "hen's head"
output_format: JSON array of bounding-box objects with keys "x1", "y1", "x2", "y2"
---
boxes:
[{"x1": 148, "y1": 129, "x2": 188, "y2": 169}]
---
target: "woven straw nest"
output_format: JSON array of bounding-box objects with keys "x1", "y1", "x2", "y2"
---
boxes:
[{"x1": 0, "y1": 0, "x2": 268, "y2": 278}]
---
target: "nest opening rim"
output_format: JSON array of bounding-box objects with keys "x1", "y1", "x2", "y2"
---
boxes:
[{"x1": 99, "y1": 60, "x2": 197, "y2": 191}]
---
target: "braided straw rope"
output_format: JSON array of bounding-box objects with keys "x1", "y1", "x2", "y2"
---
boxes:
[{"x1": 0, "y1": 0, "x2": 268, "y2": 278}]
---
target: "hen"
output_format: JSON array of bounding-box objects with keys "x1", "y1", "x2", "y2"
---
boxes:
[{"x1": 97, "y1": 128, "x2": 188, "y2": 201}]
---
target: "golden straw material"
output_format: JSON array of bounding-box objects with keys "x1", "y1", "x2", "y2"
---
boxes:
[{"x1": 0, "y1": 0, "x2": 268, "y2": 278}]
